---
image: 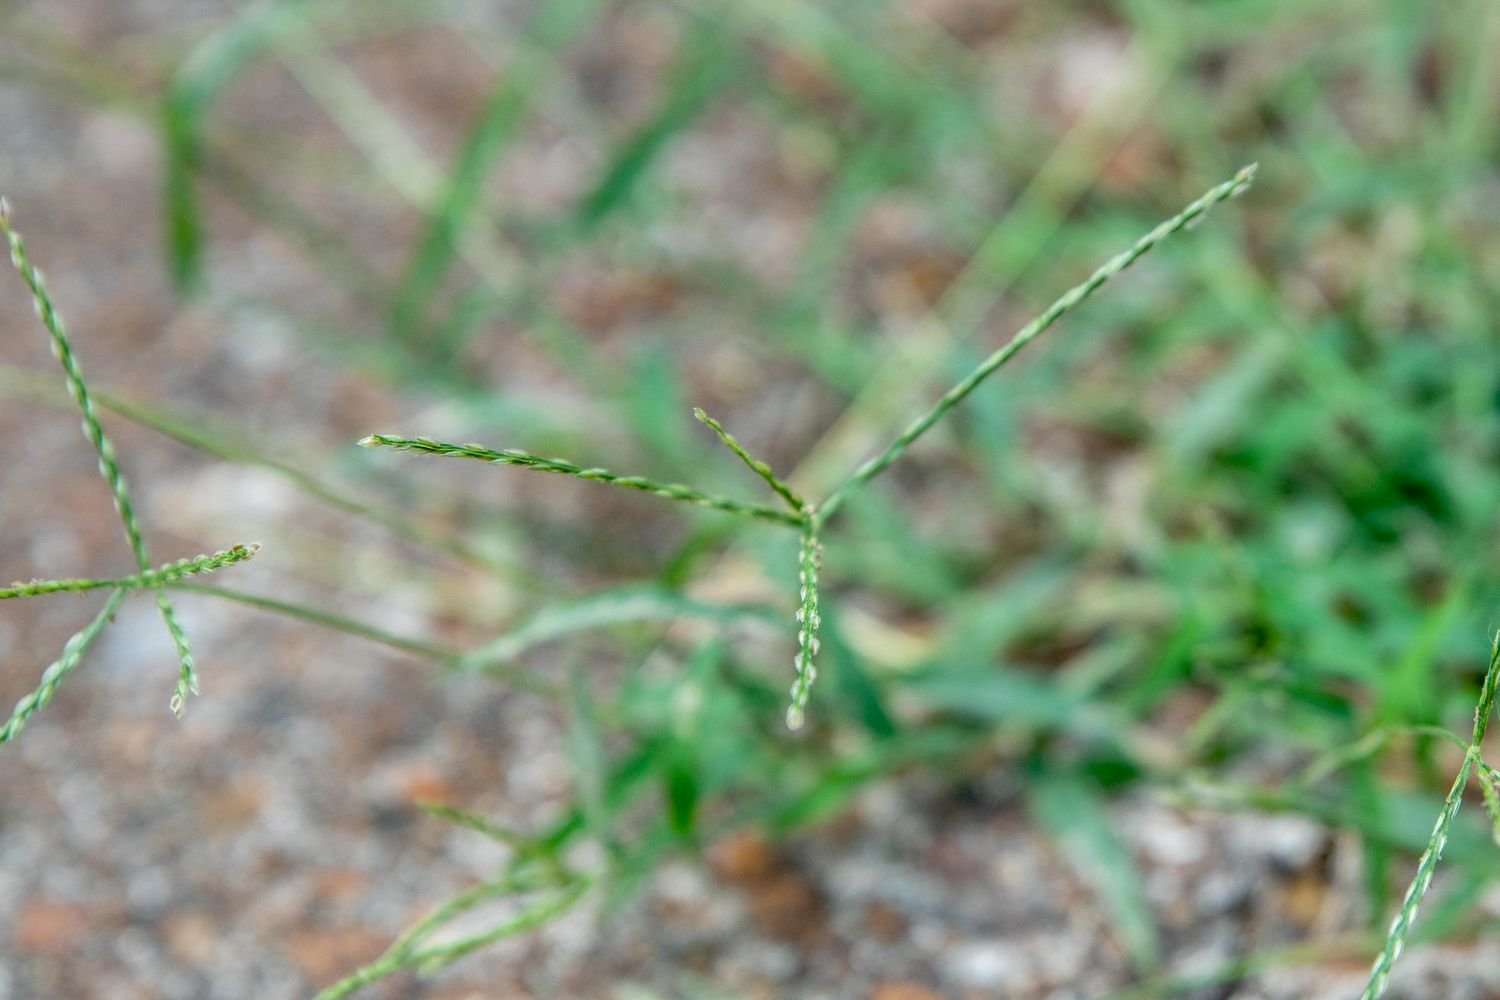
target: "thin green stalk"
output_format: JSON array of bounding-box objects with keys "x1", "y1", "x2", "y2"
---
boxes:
[
  {"x1": 814, "y1": 164, "x2": 1258, "y2": 525},
  {"x1": 453, "y1": 585, "x2": 777, "y2": 675},
  {"x1": 310, "y1": 873, "x2": 544, "y2": 1000},
  {"x1": 359, "y1": 434, "x2": 803, "y2": 527},
  {"x1": 167, "y1": 581, "x2": 458, "y2": 662},
  {"x1": 417, "y1": 802, "x2": 533, "y2": 853},
  {"x1": 409, "y1": 879, "x2": 590, "y2": 973},
  {"x1": 693, "y1": 407, "x2": 807, "y2": 513},
  {"x1": 1, "y1": 543, "x2": 259, "y2": 599},
  {"x1": 1, "y1": 198, "x2": 202, "y2": 715},
  {"x1": 167, "y1": 581, "x2": 563, "y2": 700},
  {"x1": 786, "y1": 522, "x2": 822, "y2": 731},
  {"x1": 1361, "y1": 629, "x2": 1500, "y2": 1000},
  {"x1": 0, "y1": 589, "x2": 127, "y2": 744},
  {"x1": 311, "y1": 875, "x2": 588, "y2": 1000},
  {"x1": 0, "y1": 364, "x2": 521, "y2": 580}
]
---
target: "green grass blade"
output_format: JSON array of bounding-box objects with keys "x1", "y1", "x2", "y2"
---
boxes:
[
  {"x1": 1, "y1": 200, "x2": 206, "y2": 714},
  {"x1": 0, "y1": 588, "x2": 127, "y2": 744},
  {"x1": 408, "y1": 880, "x2": 590, "y2": 974},
  {"x1": 162, "y1": 0, "x2": 319, "y2": 289},
  {"x1": 572, "y1": 18, "x2": 740, "y2": 232},
  {"x1": 1376, "y1": 571, "x2": 1472, "y2": 725},
  {"x1": 663, "y1": 741, "x2": 700, "y2": 839},
  {"x1": 814, "y1": 165, "x2": 1258, "y2": 525},
  {"x1": 1, "y1": 543, "x2": 259, "y2": 599},
  {"x1": 454, "y1": 584, "x2": 776, "y2": 674},
  {"x1": 565, "y1": 669, "x2": 611, "y2": 850},
  {"x1": 359, "y1": 434, "x2": 804, "y2": 526},
  {"x1": 820, "y1": 611, "x2": 896, "y2": 738},
  {"x1": 310, "y1": 868, "x2": 580, "y2": 1000},
  {"x1": 906, "y1": 667, "x2": 1085, "y2": 729},
  {"x1": 1028, "y1": 767, "x2": 1161, "y2": 972},
  {"x1": 169, "y1": 581, "x2": 564, "y2": 700},
  {"x1": 417, "y1": 802, "x2": 532, "y2": 853},
  {"x1": 387, "y1": 0, "x2": 602, "y2": 345},
  {"x1": 272, "y1": 19, "x2": 444, "y2": 206},
  {"x1": 198, "y1": 145, "x2": 388, "y2": 302}
]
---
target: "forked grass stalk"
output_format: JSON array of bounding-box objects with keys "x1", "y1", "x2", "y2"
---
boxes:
[
  {"x1": 363, "y1": 167, "x2": 1257, "y2": 728},
  {"x1": 0, "y1": 199, "x2": 257, "y2": 730}
]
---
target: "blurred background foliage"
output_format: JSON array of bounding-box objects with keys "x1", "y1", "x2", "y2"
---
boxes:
[{"x1": 3, "y1": 0, "x2": 1500, "y2": 993}]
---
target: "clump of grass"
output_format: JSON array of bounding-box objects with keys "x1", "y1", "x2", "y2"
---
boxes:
[
  {"x1": 362, "y1": 165, "x2": 1257, "y2": 730},
  {"x1": 0, "y1": 199, "x2": 258, "y2": 739},
  {"x1": 1361, "y1": 628, "x2": 1500, "y2": 999}
]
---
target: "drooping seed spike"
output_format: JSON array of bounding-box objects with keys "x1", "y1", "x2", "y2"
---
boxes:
[{"x1": 786, "y1": 523, "x2": 822, "y2": 730}]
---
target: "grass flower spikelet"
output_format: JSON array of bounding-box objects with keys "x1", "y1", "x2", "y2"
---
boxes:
[
  {"x1": 360, "y1": 434, "x2": 803, "y2": 526},
  {"x1": 1, "y1": 543, "x2": 260, "y2": 600},
  {"x1": 786, "y1": 523, "x2": 823, "y2": 731}
]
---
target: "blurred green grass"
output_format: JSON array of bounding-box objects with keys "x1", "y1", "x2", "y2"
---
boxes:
[{"x1": 5, "y1": 0, "x2": 1500, "y2": 992}]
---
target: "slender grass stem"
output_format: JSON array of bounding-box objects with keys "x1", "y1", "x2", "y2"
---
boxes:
[
  {"x1": 410, "y1": 879, "x2": 590, "y2": 972},
  {"x1": 0, "y1": 589, "x2": 126, "y2": 744},
  {"x1": 311, "y1": 874, "x2": 589, "y2": 1000},
  {"x1": 0, "y1": 364, "x2": 521, "y2": 580},
  {"x1": 1361, "y1": 629, "x2": 1500, "y2": 1000},
  {"x1": 310, "y1": 873, "x2": 540, "y2": 1000},
  {"x1": 166, "y1": 581, "x2": 458, "y2": 662},
  {"x1": 814, "y1": 164, "x2": 1258, "y2": 525},
  {"x1": 416, "y1": 802, "x2": 534, "y2": 853},
  {"x1": 693, "y1": 407, "x2": 807, "y2": 513},
  {"x1": 359, "y1": 434, "x2": 803, "y2": 527},
  {"x1": 1, "y1": 198, "x2": 203, "y2": 715},
  {"x1": 1, "y1": 543, "x2": 259, "y2": 599},
  {"x1": 168, "y1": 581, "x2": 563, "y2": 700}
]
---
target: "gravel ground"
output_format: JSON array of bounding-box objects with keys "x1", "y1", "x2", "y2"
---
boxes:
[{"x1": 3, "y1": 3, "x2": 1499, "y2": 999}]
